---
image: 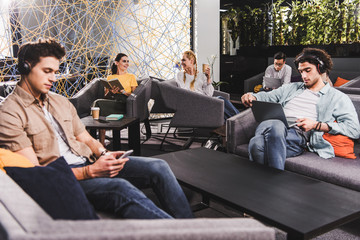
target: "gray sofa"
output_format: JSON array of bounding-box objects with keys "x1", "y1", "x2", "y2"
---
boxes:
[
  {"x1": 243, "y1": 56, "x2": 360, "y2": 93},
  {"x1": 226, "y1": 94, "x2": 360, "y2": 193},
  {"x1": 244, "y1": 70, "x2": 360, "y2": 93},
  {"x1": 336, "y1": 76, "x2": 360, "y2": 95},
  {"x1": 0, "y1": 167, "x2": 275, "y2": 240}
]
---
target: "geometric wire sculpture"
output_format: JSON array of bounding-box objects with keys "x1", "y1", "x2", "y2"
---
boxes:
[{"x1": 0, "y1": 0, "x2": 191, "y2": 97}]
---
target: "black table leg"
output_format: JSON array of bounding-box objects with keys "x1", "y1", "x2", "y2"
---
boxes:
[
  {"x1": 112, "y1": 130, "x2": 121, "y2": 150},
  {"x1": 128, "y1": 119, "x2": 140, "y2": 155},
  {"x1": 89, "y1": 129, "x2": 97, "y2": 139}
]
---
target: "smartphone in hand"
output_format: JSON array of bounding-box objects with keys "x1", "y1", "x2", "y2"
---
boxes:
[{"x1": 119, "y1": 149, "x2": 133, "y2": 159}]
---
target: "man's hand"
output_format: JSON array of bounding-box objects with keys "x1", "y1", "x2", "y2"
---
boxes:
[
  {"x1": 88, "y1": 151, "x2": 129, "y2": 178},
  {"x1": 296, "y1": 118, "x2": 317, "y2": 132},
  {"x1": 241, "y1": 93, "x2": 257, "y2": 107}
]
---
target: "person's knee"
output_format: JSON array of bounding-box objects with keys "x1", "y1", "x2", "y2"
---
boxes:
[
  {"x1": 259, "y1": 120, "x2": 286, "y2": 137},
  {"x1": 146, "y1": 158, "x2": 172, "y2": 176},
  {"x1": 248, "y1": 136, "x2": 265, "y2": 156}
]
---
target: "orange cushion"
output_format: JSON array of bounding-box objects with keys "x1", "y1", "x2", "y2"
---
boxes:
[
  {"x1": 323, "y1": 133, "x2": 356, "y2": 159},
  {"x1": 254, "y1": 84, "x2": 262, "y2": 93},
  {"x1": 333, "y1": 77, "x2": 350, "y2": 87},
  {"x1": 0, "y1": 149, "x2": 35, "y2": 173}
]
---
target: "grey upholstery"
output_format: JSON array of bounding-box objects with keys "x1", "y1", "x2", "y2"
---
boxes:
[
  {"x1": 150, "y1": 78, "x2": 227, "y2": 128},
  {"x1": 0, "y1": 170, "x2": 275, "y2": 240},
  {"x1": 243, "y1": 72, "x2": 264, "y2": 94},
  {"x1": 69, "y1": 78, "x2": 151, "y2": 121},
  {"x1": 69, "y1": 79, "x2": 105, "y2": 118},
  {"x1": 0, "y1": 81, "x2": 17, "y2": 100},
  {"x1": 126, "y1": 78, "x2": 152, "y2": 121},
  {"x1": 336, "y1": 76, "x2": 360, "y2": 95},
  {"x1": 243, "y1": 70, "x2": 360, "y2": 93},
  {"x1": 226, "y1": 94, "x2": 360, "y2": 192}
]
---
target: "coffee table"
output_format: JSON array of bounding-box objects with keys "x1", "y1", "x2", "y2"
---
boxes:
[
  {"x1": 81, "y1": 116, "x2": 140, "y2": 155},
  {"x1": 155, "y1": 148, "x2": 360, "y2": 240}
]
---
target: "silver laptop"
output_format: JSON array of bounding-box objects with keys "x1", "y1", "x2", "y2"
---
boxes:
[
  {"x1": 263, "y1": 76, "x2": 282, "y2": 89},
  {"x1": 251, "y1": 101, "x2": 297, "y2": 128}
]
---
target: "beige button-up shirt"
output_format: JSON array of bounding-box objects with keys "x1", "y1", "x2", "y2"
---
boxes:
[{"x1": 0, "y1": 85, "x2": 92, "y2": 165}]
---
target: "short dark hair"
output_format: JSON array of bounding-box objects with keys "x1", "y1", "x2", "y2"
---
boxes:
[
  {"x1": 18, "y1": 38, "x2": 65, "y2": 73},
  {"x1": 294, "y1": 48, "x2": 333, "y2": 74},
  {"x1": 274, "y1": 52, "x2": 286, "y2": 60},
  {"x1": 111, "y1": 53, "x2": 128, "y2": 74}
]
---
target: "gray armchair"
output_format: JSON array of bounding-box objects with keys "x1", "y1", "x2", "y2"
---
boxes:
[
  {"x1": 150, "y1": 77, "x2": 229, "y2": 149},
  {"x1": 243, "y1": 72, "x2": 264, "y2": 93},
  {"x1": 70, "y1": 78, "x2": 151, "y2": 119},
  {"x1": 151, "y1": 79, "x2": 226, "y2": 128},
  {"x1": 69, "y1": 77, "x2": 153, "y2": 139}
]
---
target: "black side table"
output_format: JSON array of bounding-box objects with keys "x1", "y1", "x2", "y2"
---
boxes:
[{"x1": 81, "y1": 116, "x2": 140, "y2": 155}]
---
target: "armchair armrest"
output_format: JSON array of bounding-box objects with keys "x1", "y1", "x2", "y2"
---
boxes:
[
  {"x1": 126, "y1": 78, "x2": 152, "y2": 121},
  {"x1": 243, "y1": 72, "x2": 264, "y2": 93},
  {"x1": 69, "y1": 78, "x2": 104, "y2": 118},
  {"x1": 226, "y1": 108, "x2": 258, "y2": 154},
  {"x1": 213, "y1": 90, "x2": 230, "y2": 100}
]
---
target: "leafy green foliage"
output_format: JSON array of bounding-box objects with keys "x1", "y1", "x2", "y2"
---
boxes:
[{"x1": 221, "y1": 0, "x2": 360, "y2": 46}]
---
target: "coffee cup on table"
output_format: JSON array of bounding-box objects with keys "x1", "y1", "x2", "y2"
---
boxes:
[{"x1": 91, "y1": 107, "x2": 100, "y2": 120}]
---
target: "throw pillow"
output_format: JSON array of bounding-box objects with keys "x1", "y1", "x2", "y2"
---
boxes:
[
  {"x1": 334, "y1": 77, "x2": 350, "y2": 87},
  {"x1": 323, "y1": 133, "x2": 356, "y2": 159},
  {"x1": 254, "y1": 84, "x2": 262, "y2": 93},
  {"x1": 5, "y1": 157, "x2": 99, "y2": 220},
  {"x1": 0, "y1": 149, "x2": 34, "y2": 173}
]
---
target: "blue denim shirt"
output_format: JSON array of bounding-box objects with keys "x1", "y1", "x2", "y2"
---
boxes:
[{"x1": 253, "y1": 82, "x2": 360, "y2": 158}]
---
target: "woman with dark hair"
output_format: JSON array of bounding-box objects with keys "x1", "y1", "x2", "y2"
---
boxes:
[
  {"x1": 98, "y1": 53, "x2": 138, "y2": 145},
  {"x1": 105, "y1": 53, "x2": 138, "y2": 100}
]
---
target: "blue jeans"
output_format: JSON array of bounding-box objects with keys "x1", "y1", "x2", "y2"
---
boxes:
[
  {"x1": 248, "y1": 120, "x2": 307, "y2": 170},
  {"x1": 216, "y1": 96, "x2": 240, "y2": 121},
  {"x1": 72, "y1": 157, "x2": 193, "y2": 219}
]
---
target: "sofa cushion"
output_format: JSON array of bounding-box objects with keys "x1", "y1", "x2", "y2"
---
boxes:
[
  {"x1": 0, "y1": 149, "x2": 34, "y2": 173},
  {"x1": 323, "y1": 133, "x2": 356, "y2": 159},
  {"x1": 334, "y1": 77, "x2": 350, "y2": 87},
  {"x1": 5, "y1": 157, "x2": 99, "y2": 220},
  {"x1": 235, "y1": 142, "x2": 360, "y2": 191},
  {"x1": 285, "y1": 150, "x2": 360, "y2": 192}
]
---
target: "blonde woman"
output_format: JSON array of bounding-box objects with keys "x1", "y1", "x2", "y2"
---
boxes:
[
  {"x1": 176, "y1": 50, "x2": 214, "y2": 96},
  {"x1": 176, "y1": 50, "x2": 239, "y2": 120}
]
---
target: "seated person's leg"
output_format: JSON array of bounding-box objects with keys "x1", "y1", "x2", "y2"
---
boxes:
[
  {"x1": 78, "y1": 177, "x2": 172, "y2": 219},
  {"x1": 249, "y1": 120, "x2": 307, "y2": 170},
  {"x1": 117, "y1": 157, "x2": 193, "y2": 218},
  {"x1": 285, "y1": 128, "x2": 307, "y2": 158},
  {"x1": 248, "y1": 134, "x2": 265, "y2": 165},
  {"x1": 248, "y1": 120, "x2": 287, "y2": 170},
  {"x1": 216, "y1": 96, "x2": 240, "y2": 120}
]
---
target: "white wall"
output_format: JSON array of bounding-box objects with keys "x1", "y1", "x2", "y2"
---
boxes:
[{"x1": 194, "y1": 0, "x2": 220, "y2": 82}]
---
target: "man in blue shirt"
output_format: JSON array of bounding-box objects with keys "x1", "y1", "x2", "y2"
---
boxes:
[{"x1": 241, "y1": 48, "x2": 360, "y2": 170}]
